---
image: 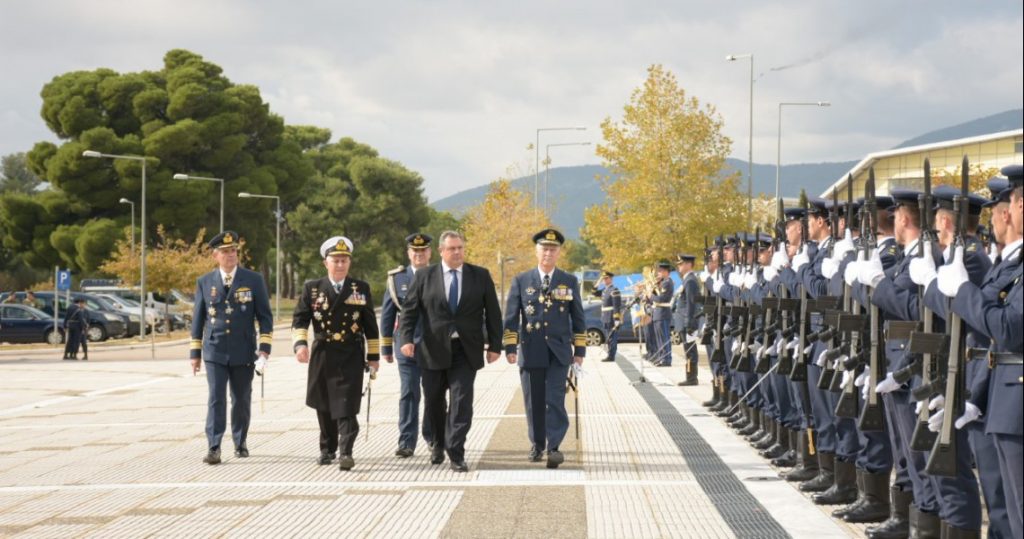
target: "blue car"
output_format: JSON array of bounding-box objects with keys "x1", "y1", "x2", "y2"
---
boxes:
[{"x1": 0, "y1": 304, "x2": 65, "y2": 344}]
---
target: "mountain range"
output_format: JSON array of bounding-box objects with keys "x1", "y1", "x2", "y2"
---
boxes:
[{"x1": 431, "y1": 109, "x2": 1023, "y2": 238}]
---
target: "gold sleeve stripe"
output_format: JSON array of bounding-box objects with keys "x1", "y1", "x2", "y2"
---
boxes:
[
  {"x1": 258, "y1": 335, "x2": 273, "y2": 344},
  {"x1": 365, "y1": 339, "x2": 380, "y2": 349},
  {"x1": 381, "y1": 337, "x2": 393, "y2": 345},
  {"x1": 190, "y1": 339, "x2": 202, "y2": 350},
  {"x1": 503, "y1": 335, "x2": 519, "y2": 346},
  {"x1": 292, "y1": 328, "x2": 308, "y2": 345}
]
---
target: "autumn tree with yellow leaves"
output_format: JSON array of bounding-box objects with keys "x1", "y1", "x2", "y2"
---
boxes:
[
  {"x1": 462, "y1": 179, "x2": 551, "y2": 301},
  {"x1": 583, "y1": 64, "x2": 746, "y2": 271}
]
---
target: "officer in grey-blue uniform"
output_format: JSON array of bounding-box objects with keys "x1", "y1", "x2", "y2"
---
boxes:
[
  {"x1": 503, "y1": 228, "x2": 586, "y2": 469},
  {"x1": 673, "y1": 254, "x2": 701, "y2": 385},
  {"x1": 651, "y1": 260, "x2": 674, "y2": 366},
  {"x1": 598, "y1": 270, "x2": 622, "y2": 362},
  {"x1": 190, "y1": 231, "x2": 274, "y2": 465},
  {"x1": 381, "y1": 233, "x2": 435, "y2": 458},
  {"x1": 936, "y1": 167, "x2": 1022, "y2": 538}
]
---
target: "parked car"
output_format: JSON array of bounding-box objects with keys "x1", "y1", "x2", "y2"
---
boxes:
[
  {"x1": 0, "y1": 304, "x2": 65, "y2": 344},
  {"x1": 80, "y1": 286, "x2": 193, "y2": 327},
  {"x1": 95, "y1": 293, "x2": 186, "y2": 332},
  {"x1": 0, "y1": 292, "x2": 128, "y2": 342},
  {"x1": 581, "y1": 296, "x2": 675, "y2": 346}
]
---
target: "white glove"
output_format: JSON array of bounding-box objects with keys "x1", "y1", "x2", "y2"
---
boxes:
[
  {"x1": 915, "y1": 399, "x2": 925, "y2": 415},
  {"x1": 844, "y1": 251, "x2": 866, "y2": 286},
  {"x1": 987, "y1": 243, "x2": 999, "y2": 264},
  {"x1": 763, "y1": 266, "x2": 779, "y2": 282},
  {"x1": 743, "y1": 272, "x2": 757, "y2": 289},
  {"x1": 699, "y1": 270, "x2": 709, "y2": 282},
  {"x1": 713, "y1": 277, "x2": 725, "y2": 294},
  {"x1": 774, "y1": 338, "x2": 785, "y2": 356},
  {"x1": 929, "y1": 394, "x2": 945, "y2": 411},
  {"x1": 861, "y1": 377, "x2": 869, "y2": 401},
  {"x1": 840, "y1": 366, "x2": 853, "y2": 388},
  {"x1": 770, "y1": 245, "x2": 790, "y2": 270},
  {"x1": 728, "y1": 271, "x2": 742, "y2": 287},
  {"x1": 954, "y1": 402, "x2": 982, "y2": 429},
  {"x1": 255, "y1": 356, "x2": 267, "y2": 375},
  {"x1": 787, "y1": 337, "x2": 800, "y2": 352},
  {"x1": 875, "y1": 372, "x2": 899, "y2": 394},
  {"x1": 731, "y1": 339, "x2": 741, "y2": 354},
  {"x1": 815, "y1": 349, "x2": 828, "y2": 367},
  {"x1": 792, "y1": 249, "x2": 811, "y2": 272},
  {"x1": 572, "y1": 363, "x2": 588, "y2": 378},
  {"x1": 928, "y1": 408, "x2": 944, "y2": 432},
  {"x1": 754, "y1": 343, "x2": 766, "y2": 360},
  {"x1": 854, "y1": 371, "x2": 868, "y2": 387},
  {"x1": 937, "y1": 245, "x2": 969, "y2": 298},
  {"x1": 822, "y1": 257, "x2": 840, "y2": 279},
  {"x1": 686, "y1": 330, "x2": 700, "y2": 344},
  {"x1": 833, "y1": 230, "x2": 855, "y2": 260},
  {"x1": 909, "y1": 242, "x2": 937, "y2": 286},
  {"x1": 857, "y1": 251, "x2": 885, "y2": 288}
]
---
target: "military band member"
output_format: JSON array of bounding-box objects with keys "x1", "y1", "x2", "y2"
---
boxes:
[
  {"x1": 189, "y1": 231, "x2": 274, "y2": 465},
  {"x1": 503, "y1": 228, "x2": 586, "y2": 469},
  {"x1": 673, "y1": 254, "x2": 701, "y2": 385},
  {"x1": 292, "y1": 236, "x2": 380, "y2": 471},
  {"x1": 651, "y1": 261, "x2": 674, "y2": 367},
  {"x1": 598, "y1": 271, "x2": 622, "y2": 362},
  {"x1": 381, "y1": 233, "x2": 434, "y2": 458}
]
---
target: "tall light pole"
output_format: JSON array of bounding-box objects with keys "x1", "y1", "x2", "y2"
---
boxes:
[
  {"x1": 776, "y1": 101, "x2": 831, "y2": 202},
  {"x1": 173, "y1": 173, "x2": 225, "y2": 233},
  {"x1": 118, "y1": 198, "x2": 135, "y2": 259},
  {"x1": 497, "y1": 253, "x2": 516, "y2": 311},
  {"x1": 84, "y1": 150, "x2": 153, "y2": 347},
  {"x1": 544, "y1": 141, "x2": 592, "y2": 213},
  {"x1": 535, "y1": 126, "x2": 586, "y2": 207},
  {"x1": 238, "y1": 192, "x2": 281, "y2": 319},
  {"x1": 727, "y1": 53, "x2": 754, "y2": 228}
]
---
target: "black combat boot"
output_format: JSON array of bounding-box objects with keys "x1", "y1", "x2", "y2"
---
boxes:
[
  {"x1": 782, "y1": 429, "x2": 819, "y2": 482},
  {"x1": 770, "y1": 428, "x2": 798, "y2": 467},
  {"x1": 752, "y1": 419, "x2": 778, "y2": 450},
  {"x1": 843, "y1": 470, "x2": 891, "y2": 523},
  {"x1": 865, "y1": 487, "x2": 912, "y2": 539},
  {"x1": 937, "y1": 519, "x2": 980, "y2": 539},
  {"x1": 713, "y1": 391, "x2": 735, "y2": 415},
  {"x1": 799, "y1": 452, "x2": 835, "y2": 492},
  {"x1": 728, "y1": 403, "x2": 750, "y2": 428},
  {"x1": 702, "y1": 381, "x2": 721, "y2": 408},
  {"x1": 745, "y1": 410, "x2": 769, "y2": 441},
  {"x1": 909, "y1": 508, "x2": 941, "y2": 539},
  {"x1": 737, "y1": 407, "x2": 761, "y2": 436},
  {"x1": 812, "y1": 457, "x2": 858, "y2": 505},
  {"x1": 832, "y1": 467, "x2": 867, "y2": 519},
  {"x1": 760, "y1": 425, "x2": 788, "y2": 459}
]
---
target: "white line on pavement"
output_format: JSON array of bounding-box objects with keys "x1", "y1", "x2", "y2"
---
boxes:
[{"x1": 0, "y1": 376, "x2": 181, "y2": 418}]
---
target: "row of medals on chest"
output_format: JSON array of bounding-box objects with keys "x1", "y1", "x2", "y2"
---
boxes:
[
  {"x1": 206, "y1": 286, "x2": 250, "y2": 325},
  {"x1": 313, "y1": 284, "x2": 365, "y2": 341},
  {"x1": 523, "y1": 285, "x2": 572, "y2": 332}
]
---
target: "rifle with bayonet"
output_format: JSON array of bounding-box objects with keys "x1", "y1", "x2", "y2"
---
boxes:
[
  {"x1": 858, "y1": 169, "x2": 887, "y2": 431},
  {"x1": 710, "y1": 237, "x2": 727, "y2": 365},
  {"x1": 730, "y1": 233, "x2": 753, "y2": 372},
  {"x1": 926, "y1": 156, "x2": 971, "y2": 476},
  {"x1": 790, "y1": 199, "x2": 811, "y2": 382},
  {"x1": 835, "y1": 178, "x2": 869, "y2": 416},
  {"x1": 816, "y1": 187, "x2": 843, "y2": 390}
]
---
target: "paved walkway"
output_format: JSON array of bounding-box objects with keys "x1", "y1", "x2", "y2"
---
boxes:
[{"x1": 0, "y1": 335, "x2": 860, "y2": 538}]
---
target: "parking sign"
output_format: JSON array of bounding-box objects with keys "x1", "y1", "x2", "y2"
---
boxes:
[{"x1": 57, "y1": 269, "x2": 71, "y2": 291}]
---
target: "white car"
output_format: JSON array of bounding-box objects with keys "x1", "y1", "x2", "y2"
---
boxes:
[{"x1": 95, "y1": 293, "x2": 168, "y2": 333}]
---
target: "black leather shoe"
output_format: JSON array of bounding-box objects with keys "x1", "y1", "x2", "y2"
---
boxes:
[
  {"x1": 203, "y1": 448, "x2": 221, "y2": 465},
  {"x1": 338, "y1": 454, "x2": 355, "y2": 471},
  {"x1": 430, "y1": 444, "x2": 445, "y2": 465},
  {"x1": 528, "y1": 449, "x2": 543, "y2": 462},
  {"x1": 318, "y1": 451, "x2": 335, "y2": 465},
  {"x1": 600, "y1": 357, "x2": 615, "y2": 362},
  {"x1": 450, "y1": 461, "x2": 468, "y2": 472},
  {"x1": 234, "y1": 447, "x2": 249, "y2": 458},
  {"x1": 395, "y1": 447, "x2": 414, "y2": 458},
  {"x1": 546, "y1": 450, "x2": 564, "y2": 469},
  {"x1": 677, "y1": 378, "x2": 698, "y2": 386},
  {"x1": 654, "y1": 362, "x2": 671, "y2": 367}
]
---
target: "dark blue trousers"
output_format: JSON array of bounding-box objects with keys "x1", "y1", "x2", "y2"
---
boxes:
[
  {"x1": 966, "y1": 425, "x2": 1011, "y2": 538},
  {"x1": 604, "y1": 322, "x2": 618, "y2": 360},
  {"x1": 993, "y1": 433, "x2": 1023, "y2": 538},
  {"x1": 521, "y1": 357, "x2": 571, "y2": 452},
  {"x1": 397, "y1": 355, "x2": 432, "y2": 451},
  {"x1": 204, "y1": 361, "x2": 254, "y2": 450}
]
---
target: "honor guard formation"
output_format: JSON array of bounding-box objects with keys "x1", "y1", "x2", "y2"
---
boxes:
[{"x1": 181, "y1": 162, "x2": 1023, "y2": 539}]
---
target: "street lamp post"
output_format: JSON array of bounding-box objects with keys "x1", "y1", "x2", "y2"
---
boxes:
[
  {"x1": 535, "y1": 126, "x2": 586, "y2": 207},
  {"x1": 84, "y1": 151, "x2": 153, "y2": 348},
  {"x1": 118, "y1": 198, "x2": 135, "y2": 260},
  {"x1": 727, "y1": 53, "x2": 754, "y2": 228},
  {"x1": 544, "y1": 141, "x2": 592, "y2": 213},
  {"x1": 497, "y1": 253, "x2": 516, "y2": 312},
  {"x1": 238, "y1": 192, "x2": 281, "y2": 320},
  {"x1": 776, "y1": 101, "x2": 831, "y2": 202},
  {"x1": 173, "y1": 173, "x2": 225, "y2": 233}
]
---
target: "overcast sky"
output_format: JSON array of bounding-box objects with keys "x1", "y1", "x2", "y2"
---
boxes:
[{"x1": 2, "y1": 1, "x2": 1021, "y2": 201}]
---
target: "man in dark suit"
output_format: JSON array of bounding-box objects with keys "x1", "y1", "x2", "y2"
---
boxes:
[
  {"x1": 292, "y1": 236, "x2": 380, "y2": 471},
  {"x1": 399, "y1": 230, "x2": 503, "y2": 472},
  {"x1": 189, "y1": 231, "x2": 274, "y2": 465},
  {"x1": 62, "y1": 298, "x2": 88, "y2": 360},
  {"x1": 503, "y1": 229, "x2": 586, "y2": 468}
]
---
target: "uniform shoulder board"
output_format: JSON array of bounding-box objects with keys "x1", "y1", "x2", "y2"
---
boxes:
[
  {"x1": 966, "y1": 243, "x2": 977, "y2": 253},
  {"x1": 387, "y1": 265, "x2": 406, "y2": 276},
  {"x1": 611, "y1": 289, "x2": 621, "y2": 296}
]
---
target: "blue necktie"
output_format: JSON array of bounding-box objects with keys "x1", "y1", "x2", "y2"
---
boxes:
[{"x1": 448, "y1": 269, "x2": 459, "y2": 314}]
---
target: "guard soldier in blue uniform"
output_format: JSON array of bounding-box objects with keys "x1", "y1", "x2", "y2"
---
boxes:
[
  {"x1": 62, "y1": 298, "x2": 88, "y2": 360},
  {"x1": 651, "y1": 261, "x2": 674, "y2": 366},
  {"x1": 381, "y1": 233, "x2": 434, "y2": 458},
  {"x1": 503, "y1": 228, "x2": 586, "y2": 469},
  {"x1": 292, "y1": 236, "x2": 380, "y2": 471},
  {"x1": 189, "y1": 231, "x2": 274, "y2": 465},
  {"x1": 933, "y1": 166, "x2": 1023, "y2": 538},
  {"x1": 674, "y1": 254, "x2": 701, "y2": 385},
  {"x1": 598, "y1": 270, "x2": 621, "y2": 362}
]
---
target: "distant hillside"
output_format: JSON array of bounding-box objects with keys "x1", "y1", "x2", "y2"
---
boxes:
[{"x1": 894, "y1": 109, "x2": 1022, "y2": 149}]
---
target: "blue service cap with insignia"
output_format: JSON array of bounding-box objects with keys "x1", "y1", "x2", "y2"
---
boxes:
[
  {"x1": 783, "y1": 207, "x2": 806, "y2": 222},
  {"x1": 807, "y1": 198, "x2": 829, "y2": 216},
  {"x1": 875, "y1": 196, "x2": 895, "y2": 210},
  {"x1": 753, "y1": 233, "x2": 773, "y2": 248},
  {"x1": 931, "y1": 185, "x2": 987, "y2": 216},
  {"x1": 675, "y1": 253, "x2": 696, "y2": 264},
  {"x1": 601, "y1": 270, "x2": 615, "y2": 278},
  {"x1": 208, "y1": 230, "x2": 241, "y2": 250},
  {"x1": 320, "y1": 236, "x2": 354, "y2": 258},
  {"x1": 1001, "y1": 164, "x2": 1023, "y2": 186},
  {"x1": 656, "y1": 260, "x2": 672, "y2": 270},
  {"x1": 984, "y1": 178, "x2": 1011, "y2": 207},
  {"x1": 533, "y1": 228, "x2": 565, "y2": 246},
  {"x1": 405, "y1": 232, "x2": 433, "y2": 249},
  {"x1": 889, "y1": 188, "x2": 922, "y2": 212}
]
